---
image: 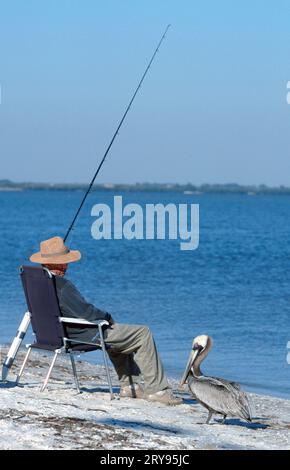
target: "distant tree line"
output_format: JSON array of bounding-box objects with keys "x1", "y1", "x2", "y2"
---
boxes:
[{"x1": 1, "y1": 179, "x2": 290, "y2": 194}]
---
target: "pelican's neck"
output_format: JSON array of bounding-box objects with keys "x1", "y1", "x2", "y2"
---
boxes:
[{"x1": 192, "y1": 338, "x2": 212, "y2": 376}]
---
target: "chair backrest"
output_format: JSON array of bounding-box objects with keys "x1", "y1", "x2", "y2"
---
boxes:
[{"x1": 20, "y1": 265, "x2": 65, "y2": 349}]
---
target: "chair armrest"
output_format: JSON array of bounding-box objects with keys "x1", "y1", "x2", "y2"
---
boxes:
[{"x1": 60, "y1": 317, "x2": 109, "y2": 327}]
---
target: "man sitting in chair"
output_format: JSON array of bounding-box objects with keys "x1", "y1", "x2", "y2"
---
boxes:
[{"x1": 30, "y1": 236, "x2": 182, "y2": 406}]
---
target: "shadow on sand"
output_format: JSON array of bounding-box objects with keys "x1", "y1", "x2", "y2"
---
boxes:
[
  {"x1": 211, "y1": 417, "x2": 269, "y2": 429},
  {"x1": 80, "y1": 385, "x2": 119, "y2": 394},
  {"x1": 0, "y1": 381, "x2": 19, "y2": 390},
  {"x1": 98, "y1": 417, "x2": 183, "y2": 435}
]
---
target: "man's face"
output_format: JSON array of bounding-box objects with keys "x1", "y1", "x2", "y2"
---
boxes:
[{"x1": 44, "y1": 264, "x2": 68, "y2": 277}]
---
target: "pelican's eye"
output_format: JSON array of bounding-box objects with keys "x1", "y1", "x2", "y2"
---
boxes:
[{"x1": 193, "y1": 343, "x2": 203, "y2": 351}]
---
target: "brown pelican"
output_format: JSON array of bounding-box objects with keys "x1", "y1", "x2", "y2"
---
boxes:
[{"x1": 180, "y1": 335, "x2": 252, "y2": 424}]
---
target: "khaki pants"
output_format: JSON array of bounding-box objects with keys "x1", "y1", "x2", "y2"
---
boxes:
[{"x1": 104, "y1": 323, "x2": 170, "y2": 394}]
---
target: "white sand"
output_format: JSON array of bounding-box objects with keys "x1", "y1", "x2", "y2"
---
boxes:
[{"x1": 0, "y1": 348, "x2": 289, "y2": 450}]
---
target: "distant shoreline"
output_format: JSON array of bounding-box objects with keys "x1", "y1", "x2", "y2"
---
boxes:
[{"x1": 1, "y1": 179, "x2": 290, "y2": 194}]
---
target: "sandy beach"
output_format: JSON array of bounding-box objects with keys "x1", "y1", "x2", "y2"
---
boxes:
[{"x1": 0, "y1": 347, "x2": 289, "y2": 450}]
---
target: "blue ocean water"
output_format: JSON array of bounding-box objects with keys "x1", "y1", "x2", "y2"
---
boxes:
[{"x1": 0, "y1": 189, "x2": 289, "y2": 398}]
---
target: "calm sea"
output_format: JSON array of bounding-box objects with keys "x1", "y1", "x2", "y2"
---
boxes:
[{"x1": 0, "y1": 189, "x2": 289, "y2": 398}]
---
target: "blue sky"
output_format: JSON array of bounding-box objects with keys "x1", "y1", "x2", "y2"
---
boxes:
[{"x1": 1, "y1": 0, "x2": 290, "y2": 185}]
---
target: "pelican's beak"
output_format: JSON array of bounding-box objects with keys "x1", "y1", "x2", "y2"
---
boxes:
[{"x1": 179, "y1": 349, "x2": 199, "y2": 387}]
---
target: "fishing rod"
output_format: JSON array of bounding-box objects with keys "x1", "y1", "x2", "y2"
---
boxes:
[
  {"x1": 64, "y1": 24, "x2": 171, "y2": 242},
  {"x1": 1, "y1": 25, "x2": 171, "y2": 382}
]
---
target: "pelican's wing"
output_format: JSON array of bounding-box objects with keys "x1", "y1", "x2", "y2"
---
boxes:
[
  {"x1": 191, "y1": 376, "x2": 252, "y2": 421},
  {"x1": 211, "y1": 377, "x2": 252, "y2": 420},
  {"x1": 200, "y1": 375, "x2": 236, "y2": 394},
  {"x1": 234, "y1": 388, "x2": 253, "y2": 421},
  {"x1": 212, "y1": 377, "x2": 241, "y2": 391}
]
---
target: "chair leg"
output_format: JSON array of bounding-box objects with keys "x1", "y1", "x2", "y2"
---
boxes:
[
  {"x1": 40, "y1": 351, "x2": 58, "y2": 392},
  {"x1": 98, "y1": 325, "x2": 114, "y2": 400},
  {"x1": 16, "y1": 347, "x2": 32, "y2": 384},
  {"x1": 69, "y1": 352, "x2": 81, "y2": 393}
]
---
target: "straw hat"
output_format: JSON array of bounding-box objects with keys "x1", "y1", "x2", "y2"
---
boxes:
[{"x1": 30, "y1": 236, "x2": 81, "y2": 264}]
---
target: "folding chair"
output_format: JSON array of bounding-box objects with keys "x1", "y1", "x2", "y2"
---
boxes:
[{"x1": 16, "y1": 265, "x2": 114, "y2": 399}]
